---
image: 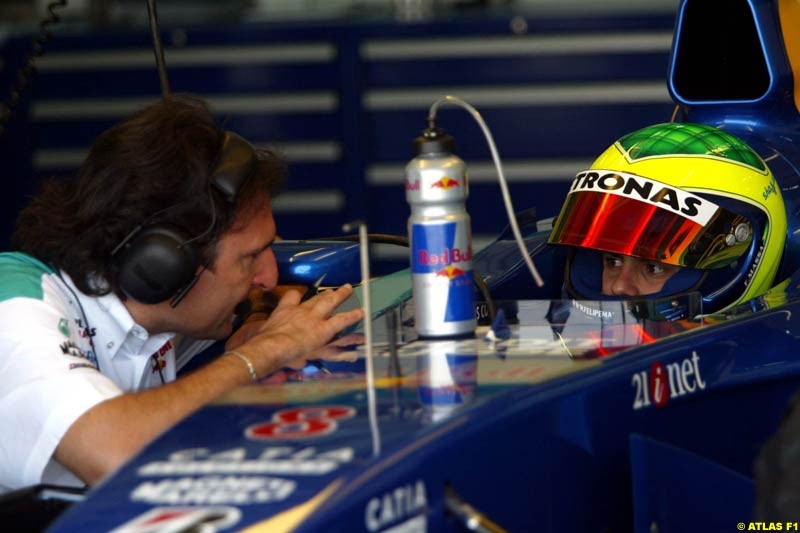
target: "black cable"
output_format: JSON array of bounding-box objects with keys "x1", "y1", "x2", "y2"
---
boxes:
[
  {"x1": 145, "y1": 0, "x2": 170, "y2": 99},
  {"x1": 472, "y1": 268, "x2": 497, "y2": 324},
  {"x1": 309, "y1": 233, "x2": 409, "y2": 247},
  {"x1": 0, "y1": 0, "x2": 68, "y2": 138}
]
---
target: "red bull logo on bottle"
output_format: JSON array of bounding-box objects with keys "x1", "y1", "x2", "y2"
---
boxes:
[
  {"x1": 405, "y1": 179, "x2": 420, "y2": 191},
  {"x1": 411, "y1": 221, "x2": 475, "y2": 334},
  {"x1": 435, "y1": 265, "x2": 467, "y2": 280},
  {"x1": 430, "y1": 177, "x2": 460, "y2": 189},
  {"x1": 418, "y1": 247, "x2": 472, "y2": 267}
]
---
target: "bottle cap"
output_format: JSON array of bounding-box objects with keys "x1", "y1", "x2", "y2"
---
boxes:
[{"x1": 413, "y1": 126, "x2": 456, "y2": 154}]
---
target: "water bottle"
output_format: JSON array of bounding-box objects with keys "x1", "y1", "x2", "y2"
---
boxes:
[{"x1": 406, "y1": 125, "x2": 476, "y2": 338}]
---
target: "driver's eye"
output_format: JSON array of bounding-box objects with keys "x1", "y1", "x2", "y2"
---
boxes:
[
  {"x1": 603, "y1": 254, "x2": 623, "y2": 268},
  {"x1": 645, "y1": 262, "x2": 666, "y2": 275}
]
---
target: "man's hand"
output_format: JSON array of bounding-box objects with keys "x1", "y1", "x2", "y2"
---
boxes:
[
  {"x1": 228, "y1": 284, "x2": 364, "y2": 375},
  {"x1": 307, "y1": 333, "x2": 364, "y2": 362},
  {"x1": 235, "y1": 285, "x2": 305, "y2": 325}
]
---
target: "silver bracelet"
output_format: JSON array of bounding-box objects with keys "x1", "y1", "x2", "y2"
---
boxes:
[{"x1": 226, "y1": 350, "x2": 258, "y2": 382}]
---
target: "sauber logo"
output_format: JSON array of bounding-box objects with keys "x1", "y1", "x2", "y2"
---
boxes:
[
  {"x1": 570, "y1": 170, "x2": 718, "y2": 226},
  {"x1": 632, "y1": 351, "x2": 705, "y2": 410},
  {"x1": 431, "y1": 177, "x2": 460, "y2": 189}
]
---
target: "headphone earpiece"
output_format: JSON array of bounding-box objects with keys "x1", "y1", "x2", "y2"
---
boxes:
[
  {"x1": 112, "y1": 131, "x2": 256, "y2": 305},
  {"x1": 114, "y1": 226, "x2": 200, "y2": 304}
]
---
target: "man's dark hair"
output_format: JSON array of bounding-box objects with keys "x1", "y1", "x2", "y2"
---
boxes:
[{"x1": 12, "y1": 93, "x2": 286, "y2": 298}]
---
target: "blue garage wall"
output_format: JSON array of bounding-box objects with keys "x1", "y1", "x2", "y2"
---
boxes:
[{"x1": 0, "y1": 11, "x2": 676, "y2": 273}]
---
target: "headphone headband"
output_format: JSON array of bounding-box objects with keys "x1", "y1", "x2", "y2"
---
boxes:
[{"x1": 210, "y1": 131, "x2": 257, "y2": 202}]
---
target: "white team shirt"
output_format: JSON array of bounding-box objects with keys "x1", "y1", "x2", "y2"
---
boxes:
[{"x1": 0, "y1": 253, "x2": 213, "y2": 492}]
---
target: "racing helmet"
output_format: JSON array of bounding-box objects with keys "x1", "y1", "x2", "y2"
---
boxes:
[{"x1": 548, "y1": 122, "x2": 787, "y2": 314}]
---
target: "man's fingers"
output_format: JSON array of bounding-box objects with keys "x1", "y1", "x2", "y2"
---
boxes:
[
  {"x1": 327, "y1": 308, "x2": 365, "y2": 332},
  {"x1": 329, "y1": 333, "x2": 365, "y2": 347},
  {"x1": 303, "y1": 284, "x2": 355, "y2": 314},
  {"x1": 276, "y1": 288, "x2": 302, "y2": 307},
  {"x1": 310, "y1": 346, "x2": 358, "y2": 362}
]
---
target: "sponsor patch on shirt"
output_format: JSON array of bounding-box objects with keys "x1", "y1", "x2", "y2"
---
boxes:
[{"x1": 60, "y1": 339, "x2": 98, "y2": 370}]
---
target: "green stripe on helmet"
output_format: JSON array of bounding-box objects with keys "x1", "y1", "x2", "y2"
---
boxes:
[{"x1": 617, "y1": 122, "x2": 766, "y2": 172}]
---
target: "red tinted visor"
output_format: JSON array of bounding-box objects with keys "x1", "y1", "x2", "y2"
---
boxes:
[{"x1": 548, "y1": 170, "x2": 753, "y2": 269}]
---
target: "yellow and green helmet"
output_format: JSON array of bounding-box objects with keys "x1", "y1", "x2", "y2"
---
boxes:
[{"x1": 549, "y1": 122, "x2": 787, "y2": 313}]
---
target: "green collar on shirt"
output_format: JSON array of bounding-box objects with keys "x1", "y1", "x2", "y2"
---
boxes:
[{"x1": 0, "y1": 252, "x2": 56, "y2": 302}]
